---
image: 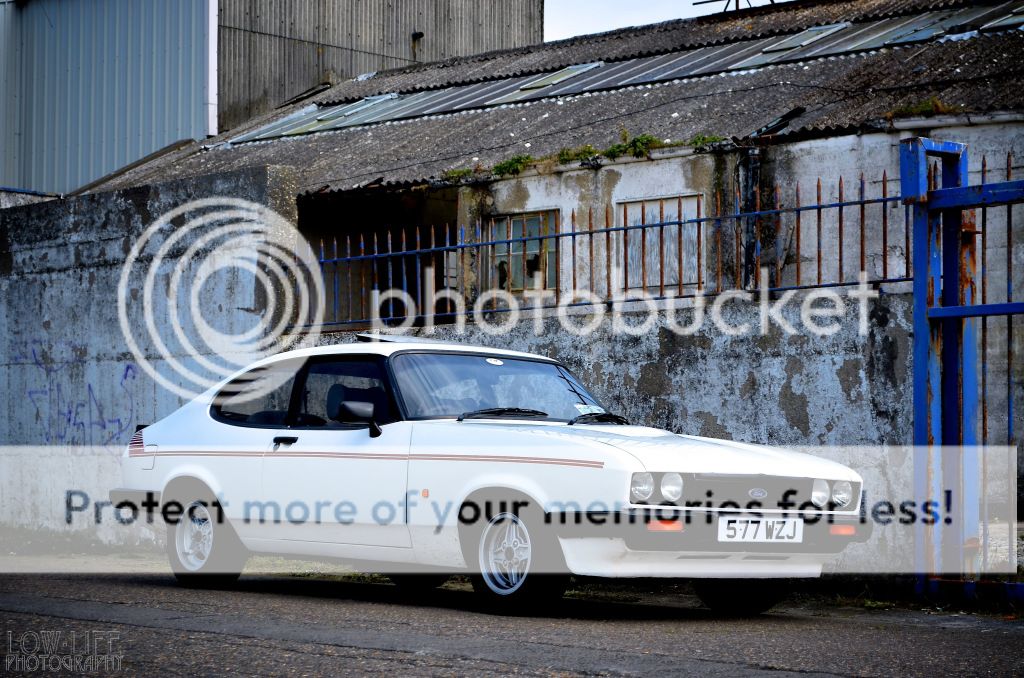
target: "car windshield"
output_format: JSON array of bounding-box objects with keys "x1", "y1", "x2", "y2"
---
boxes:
[{"x1": 390, "y1": 352, "x2": 605, "y2": 421}]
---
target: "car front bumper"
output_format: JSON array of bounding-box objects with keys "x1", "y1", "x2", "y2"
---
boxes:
[
  {"x1": 549, "y1": 509, "x2": 870, "y2": 577},
  {"x1": 557, "y1": 537, "x2": 832, "y2": 578}
]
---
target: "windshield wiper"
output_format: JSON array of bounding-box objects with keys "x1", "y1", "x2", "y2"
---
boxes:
[
  {"x1": 457, "y1": 407, "x2": 548, "y2": 422},
  {"x1": 568, "y1": 412, "x2": 630, "y2": 426}
]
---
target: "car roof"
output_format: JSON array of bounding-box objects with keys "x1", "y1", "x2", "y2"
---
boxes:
[{"x1": 256, "y1": 338, "x2": 557, "y2": 366}]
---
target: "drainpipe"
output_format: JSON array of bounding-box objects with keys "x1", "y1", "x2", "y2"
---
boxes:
[{"x1": 736, "y1": 148, "x2": 760, "y2": 289}]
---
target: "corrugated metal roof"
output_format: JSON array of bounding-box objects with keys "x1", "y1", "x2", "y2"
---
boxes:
[
  {"x1": 84, "y1": 1, "x2": 1024, "y2": 195},
  {"x1": 227, "y1": 1, "x2": 1024, "y2": 145},
  {"x1": 298, "y1": 0, "x2": 1002, "y2": 105}
]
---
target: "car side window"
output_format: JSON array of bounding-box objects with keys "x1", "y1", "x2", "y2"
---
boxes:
[
  {"x1": 211, "y1": 359, "x2": 304, "y2": 427},
  {"x1": 294, "y1": 358, "x2": 398, "y2": 428}
]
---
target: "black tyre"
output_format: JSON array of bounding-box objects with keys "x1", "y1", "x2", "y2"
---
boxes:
[
  {"x1": 460, "y1": 495, "x2": 569, "y2": 611},
  {"x1": 693, "y1": 579, "x2": 787, "y2": 616},
  {"x1": 164, "y1": 488, "x2": 247, "y2": 587}
]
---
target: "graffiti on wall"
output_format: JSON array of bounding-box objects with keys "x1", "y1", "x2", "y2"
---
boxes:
[{"x1": 11, "y1": 338, "x2": 137, "y2": 447}]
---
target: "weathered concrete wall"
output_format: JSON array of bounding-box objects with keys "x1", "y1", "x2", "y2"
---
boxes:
[
  {"x1": 0, "y1": 166, "x2": 302, "y2": 446},
  {"x1": 0, "y1": 191, "x2": 52, "y2": 210},
  {"x1": 319, "y1": 290, "x2": 913, "y2": 450},
  {"x1": 0, "y1": 167, "x2": 303, "y2": 539},
  {"x1": 473, "y1": 121, "x2": 1024, "y2": 293},
  {"x1": 463, "y1": 122, "x2": 1024, "y2": 454}
]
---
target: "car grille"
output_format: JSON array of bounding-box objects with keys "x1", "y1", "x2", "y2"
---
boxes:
[{"x1": 650, "y1": 473, "x2": 861, "y2": 512}]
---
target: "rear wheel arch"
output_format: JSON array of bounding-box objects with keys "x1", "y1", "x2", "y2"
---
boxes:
[
  {"x1": 160, "y1": 467, "x2": 225, "y2": 504},
  {"x1": 163, "y1": 475, "x2": 216, "y2": 503},
  {"x1": 162, "y1": 476, "x2": 247, "y2": 587},
  {"x1": 161, "y1": 476, "x2": 238, "y2": 540}
]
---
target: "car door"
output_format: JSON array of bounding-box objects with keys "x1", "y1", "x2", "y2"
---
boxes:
[
  {"x1": 259, "y1": 355, "x2": 412, "y2": 548},
  {"x1": 205, "y1": 357, "x2": 306, "y2": 541}
]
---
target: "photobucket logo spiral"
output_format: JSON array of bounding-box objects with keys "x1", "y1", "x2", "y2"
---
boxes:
[{"x1": 117, "y1": 198, "x2": 324, "y2": 401}]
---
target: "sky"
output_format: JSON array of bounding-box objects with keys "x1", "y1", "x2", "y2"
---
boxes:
[{"x1": 544, "y1": 0, "x2": 788, "y2": 41}]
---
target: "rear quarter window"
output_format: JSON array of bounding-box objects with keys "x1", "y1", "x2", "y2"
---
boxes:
[{"x1": 211, "y1": 359, "x2": 304, "y2": 426}]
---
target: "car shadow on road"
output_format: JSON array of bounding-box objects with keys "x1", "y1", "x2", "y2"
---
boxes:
[{"x1": 156, "y1": 574, "x2": 804, "y2": 622}]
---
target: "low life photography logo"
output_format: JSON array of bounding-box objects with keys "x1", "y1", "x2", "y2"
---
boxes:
[{"x1": 5, "y1": 629, "x2": 123, "y2": 673}]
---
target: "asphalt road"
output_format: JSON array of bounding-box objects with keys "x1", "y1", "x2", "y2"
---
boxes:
[{"x1": 1, "y1": 573, "x2": 1021, "y2": 677}]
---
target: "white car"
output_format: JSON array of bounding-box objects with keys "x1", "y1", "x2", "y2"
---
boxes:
[{"x1": 111, "y1": 336, "x2": 867, "y2": 614}]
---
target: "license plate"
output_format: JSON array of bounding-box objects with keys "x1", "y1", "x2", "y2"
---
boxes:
[{"x1": 717, "y1": 517, "x2": 804, "y2": 543}]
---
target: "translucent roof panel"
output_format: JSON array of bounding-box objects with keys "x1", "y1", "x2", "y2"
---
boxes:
[
  {"x1": 981, "y1": 5, "x2": 1024, "y2": 31},
  {"x1": 521, "y1": 62, "x2": 603, "y2": 90},
  {"x1": 280, "y1": 95, "x2": 401, "y2": 136},
  {"x1": 488, "y1": 62, "x2": 603, "y2": 104},
  {"x1": 727, "y1": 24, "x2": 850, "y2": 70},
  {"x1": 884, "y1": 4, "x2": 1014, "y2": 46},
  {"x1": 763, "y1": 22, "x2": 849, "y2": 52},
  {"x1": 943, "y1": 3, "x2": 1021, "y2": 33},
  {"x1": 699, "y1": 40, "x2": 772, "y2": 72},
  {"x1": 887, "y1": 12, "x2": 960, "y2": 45},
  {"x1": 812, "y1": 14, "x2": 933, "y2": 52},
  {"x1": 656, "y1": 44, "x2": 743, "y2": 78},
  {"x1": 229, "y1": 105, "x2": 318, "y2": 143},
  {"x1": 568, "y1": 57, "x2": 658, "y2": 92}
]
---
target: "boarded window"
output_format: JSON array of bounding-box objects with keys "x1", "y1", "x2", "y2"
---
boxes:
[
  {"x1": 489, "y1": 211, "x2": 558, "y2": 291},
  {"x1": 618, "y1": 196, "x2": 702, "y2": 292}
]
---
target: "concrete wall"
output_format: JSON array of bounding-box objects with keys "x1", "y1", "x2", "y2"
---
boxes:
[
  {"x1": 0, "y1": 166, "x2": 304, "y2": 446},
  {"x1": 320, "y1": 288, "x2": 914, "y2": 444},
  {"x1": 468, "y1": 120, "x2": 1024, "y2": 292},
  {"x1": 462, "y1": 121, "x2": 1024, "y2": 450},
  {"x1": 0, "y1": 166, "x2": 306, "y2": 540},
  {"x1": 0, "y1": 191, "x2": 52, "y2": 210}
]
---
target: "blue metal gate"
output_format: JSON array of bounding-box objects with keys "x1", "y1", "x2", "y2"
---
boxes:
[{"x1": 901, "y1": 137, "x2": 1023, "y2": 592}]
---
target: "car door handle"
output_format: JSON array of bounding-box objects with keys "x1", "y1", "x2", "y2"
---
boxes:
[{"x1": 273, "y1": 436, "x2": 298, "y2": 445}]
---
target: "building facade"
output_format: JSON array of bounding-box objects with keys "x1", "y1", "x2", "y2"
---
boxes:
[{"x1": 0, "y1": 0, "x2": 542, "y2": 194}]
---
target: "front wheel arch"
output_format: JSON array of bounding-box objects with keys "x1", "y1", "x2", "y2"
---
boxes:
[
  {"x1": 457, "y1": 487, "x2": 542, "y2": 531},
  {"x1": 457, "y1": 487, "x2": 569, "y2": 607}
]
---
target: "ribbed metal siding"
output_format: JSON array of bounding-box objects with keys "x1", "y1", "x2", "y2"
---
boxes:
[
  {"x1": 0, "y1": 2, "x2": 21, "y2": 187},
  {"x1": 217, "y1": 0, "x2": 542, "y2": 132},
  {"x1": 3, "y1": 0, "x2": 211, "y2": 194}
]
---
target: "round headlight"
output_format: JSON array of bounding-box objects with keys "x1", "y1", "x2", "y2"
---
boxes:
[
  {"x1": 811, "y1": 479, "x2": 830, "y2": 508},
  {"x1": 831, "y1": 480, "x2": 854, "y2": 508},
  {"x1": 660, "y1": 472, "x2": 684, "y2": 502},
  {"x1": 630, "y1": 472, "x2": 654, "y2": 503}
]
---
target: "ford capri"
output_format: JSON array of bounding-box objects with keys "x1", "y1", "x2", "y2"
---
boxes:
[{"x1": 111, "y1": 336, "x2": 868, "y2": 614}]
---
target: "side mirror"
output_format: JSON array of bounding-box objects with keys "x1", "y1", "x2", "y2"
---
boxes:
[{"x1": 338, "y1": 401, "x2": 383, "y2": 438}]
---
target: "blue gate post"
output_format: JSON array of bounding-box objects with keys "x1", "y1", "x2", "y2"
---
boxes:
[
  {"x1": 938, "y1": 145, "x2": 980, "y2": 582},
  {"x1": 900, "y1": 137, "x2": 978, "y2": 586}
]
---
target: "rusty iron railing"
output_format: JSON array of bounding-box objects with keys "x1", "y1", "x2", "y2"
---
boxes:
[
  {"x1": 311, "y1": 156, "x2": 1015, "y2": 330},
  {"x1": 314, "y1": 171, "x2": 917, "y2": 328}
]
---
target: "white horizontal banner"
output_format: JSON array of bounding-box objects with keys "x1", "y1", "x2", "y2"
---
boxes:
[{"x1": 0, "y1": 446, "x2": 1016, "y2": 577}]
